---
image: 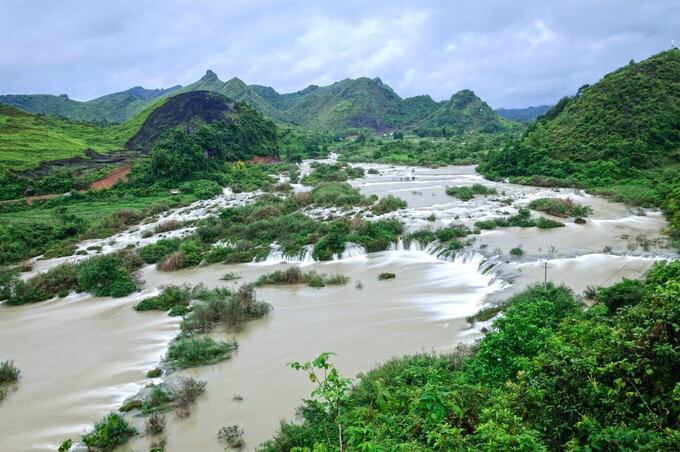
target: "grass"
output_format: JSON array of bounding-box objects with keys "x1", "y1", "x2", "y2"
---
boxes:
[
  {"x1": 167, "y1": 336, "x2": 238, "y2": 369},
  {"x1": 254, "y1": 266, "x2": 350, "y2": 288},
  {"x1": 0, "y1": 99, "x2": 165, "y2": 171},
  {"x1": 446, "y1": 183, "x2": 497, "y2": 201},
  {"x1": 466, "y1": 303, "x2": 509, "y2": 324}
]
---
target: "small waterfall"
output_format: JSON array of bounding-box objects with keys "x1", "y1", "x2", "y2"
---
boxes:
[
  {"x1": 338, "y1": 242, "x2": 368, "y2": 259},
  {"x1": 261, "y1": 244, "x2": 315, "y2": 264}
]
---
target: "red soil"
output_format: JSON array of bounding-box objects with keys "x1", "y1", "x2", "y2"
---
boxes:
[
  {"x1": 249, "y1": 155, "x2": 281, "y2": 164},
  {"x1": 89, "y1": 165, "x2": 133, "y2": 190}
]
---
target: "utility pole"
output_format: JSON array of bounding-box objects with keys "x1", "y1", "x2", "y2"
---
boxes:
[{"x1": 543, "y1": 261, "x2": 551, "y2": 291}]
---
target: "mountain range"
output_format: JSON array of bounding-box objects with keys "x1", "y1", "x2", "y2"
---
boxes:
[{"x1": 0, "y1": 72, "x2": 510, "y2": 133}]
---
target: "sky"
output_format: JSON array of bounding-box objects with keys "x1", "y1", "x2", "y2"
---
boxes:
[{"x1": 1, "y1": 0, "x2": 678, "y2": 108}]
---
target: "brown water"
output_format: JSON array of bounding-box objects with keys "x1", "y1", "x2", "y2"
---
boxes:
[{"x1": 0, "y1": 163, "x2": 673, "y2": 451}]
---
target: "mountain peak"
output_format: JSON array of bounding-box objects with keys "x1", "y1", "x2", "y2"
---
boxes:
[{"x1": 202, "y1": 70, "x2": 219, "y2": 81}]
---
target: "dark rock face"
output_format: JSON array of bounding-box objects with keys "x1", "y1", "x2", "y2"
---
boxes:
[{"x1": 126, "y1": 91, "x2": 236, "y2": 150}]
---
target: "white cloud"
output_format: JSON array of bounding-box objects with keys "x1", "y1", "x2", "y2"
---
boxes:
[{"x1": 0, "y1": 0, "x2": 678, "y2": 108}]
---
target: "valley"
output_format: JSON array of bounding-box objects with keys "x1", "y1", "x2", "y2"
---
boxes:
[{"x1": 0, "y1": 36, "x2": 678, "y2": 452}]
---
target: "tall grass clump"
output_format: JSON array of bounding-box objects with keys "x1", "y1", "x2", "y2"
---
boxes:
[
  {"x1": 166, "y1": 336, "x2": 238, "y2": 369},
  {"x1": 0, "y1": 360, "x2": 20, "y2": 384},
  {"x1": 371, "y1": 195, "x2": 407, "y2": 215},
  {"x1": 81, "y1": 413, "x2": 137, "y2": 450},
  {"x1": 134, "y1": 284, "x2": 193, "y2": 313},
  {"x1": 254, "y1": 266, "x2": 350, "y2": 288}
]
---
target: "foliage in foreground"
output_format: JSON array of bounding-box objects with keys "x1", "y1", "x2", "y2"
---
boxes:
[{"x1": 262, "y1": 261, "x2": 680, "y2": 450}]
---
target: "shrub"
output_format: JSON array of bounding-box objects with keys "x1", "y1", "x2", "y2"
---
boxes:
[
  {"x1": 166, "y1": 336, "x2": 238, "y2": 369},
  {"x1": 446, "y1": 184, "x2": 497, "y2": 201},
  {"x1": 536, "y1": 217, "x2": 565, "y2": 229},
  {"x1": 0, "y1": 360, "x2": 20, "y2": 384},
  {"x1": 119, "y1": 399, "x2": 143, "y2": 412},
  {"x1": 378, "y1": 272, "x2": 396, "y2": 280},
  {"x1": 218, "y1": 425, "x2": 245, "y2": 448},
  {"x1": 134, "y1": 284, "x2": 192, "y2": 312},
  {"x1": 146, "y1": 368, "x2": 163, "y2": 378},
  {"x1": 595, "y1": 278, "x2": 646, "y2": 314},
  {"x1": 154, "y1": 220, "x2": 182, "y2": 234},
  {"x1": 509, "y1": 246, "x2": 525, "y2": 256},
  {"x1": 76, "y1": 252, "x2": 140, "y2": 297},
  {"x1": 145, "y1": 413, "x2": 166, "y2": 435},
  {"x1": 371, "y1": 195, "x2": 407, "y2": 215},
  {"x1": 174, "y1": 377, "x2": 207, "y2": 418},
  {"x1": 81, "y1": 413, "x2": 137, "y2": 450},
  {"x1": 528, "y1": 197, "x2": 592, "y2": 218},
  {"x1": 254, "y1": 266, "x2": 349, "y2": 288},
  {"x1": 180, "y1": 179, "x2": 222, "y2": 199},
  {"x1": 139, "y1": 239, "x2": 180, "y2": 264}
]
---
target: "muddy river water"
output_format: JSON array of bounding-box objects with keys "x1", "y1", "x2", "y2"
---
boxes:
[{"x1": 0, "y1": 162, "x2": 674, "y2": 451}]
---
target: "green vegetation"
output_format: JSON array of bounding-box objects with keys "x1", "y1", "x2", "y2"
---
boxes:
[
  {"x1": 528, "y1": 197, "x2": 592, "y2": 218},
  {"x1": 301, "y1": 162, "x2": 364, "y2": 185},
  {"x1": 254, "y1": 266, "x2": 349, "y2": 288},
  {"x1": 337, "y1": 132, "x2": 516, "y2": 167},
  {"x1": 378, "y1": 272, "x2": 395, "y2": 280},
  {"x1": 3, "y1": 249, "x2": 142, "y2": 305},
  {"x1": 134, "y1": 284, "x2": 193, "y2": 313},
  {"x1": 177, "y1": 284, "x2": 273, "y2": 333},
  {"x1": 122, "y1": 377, "x2": 207, "y2": 420},
  {"x1": 3, "y1": 71, "x2": 512, "y2": 136},
  {"x1": 370, "y1": 195, "x2": 407, "y2": 214},
  {"x1": 81, "y1": 413, "x2": 137, "y2": 450},
  {"x1": 0, "y1": 360, "x2": 20, "y2": 385},
  {"x1": 264, "y1": 261, "x2": 680, "y2": 450},
  {"x1": 474, "y1": 207, "x2": 564, "y2": 230},
  {"x1": 166, "y1": 336, "x2": 238, "y2": 369},
  {"x1": 445, "y1": 183, "x2": 497, "y2": 201},
  {"x1": 509, "y1": 245, "x2": 525, "y2": 256},
  {"x1": 218, "y1": 425, "x2": 245, "y2": 448},
  {"x1": 146, "y1": 368, "x2": 163, "y2": 378},
  {"x1": 0, "y1": 101, "x2": 158, "y2": 171},
  {"x1": 0, "y1": 86, "x2": 180, "y2": 123}
]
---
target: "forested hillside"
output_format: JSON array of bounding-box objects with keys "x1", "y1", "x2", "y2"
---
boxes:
[{"x1": 479, "y1": 49, "x2": 680, "y2": 242}]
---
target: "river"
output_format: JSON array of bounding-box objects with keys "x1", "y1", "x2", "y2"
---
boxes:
[{"x1": 0, "y1": 162, "x2": 673, "y2": 451}]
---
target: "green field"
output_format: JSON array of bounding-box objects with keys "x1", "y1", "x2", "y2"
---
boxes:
[{"x1": 0, "y1": 100, "x2": 165, "y2": 171}]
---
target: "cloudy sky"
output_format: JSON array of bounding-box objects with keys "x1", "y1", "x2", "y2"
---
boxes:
[{"x1": 1, "y1": 0, "x2": 678, "y2": 108}]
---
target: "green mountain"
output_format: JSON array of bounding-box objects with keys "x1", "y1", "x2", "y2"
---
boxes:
[
  {"x1": 523, "y1": 49, "x2": 680, "y2": 167},
  {"x1": 478, "y1": 49, "x2": 680, "y2": 238},
  {"x1": 0, "y1": 85, "x2": 180, "y2": 124},
  {"x1": 0, "y1": 72, "x2": 509, "y2": 134},
  {"x1": 416, "y1": 89, "x2": 507, "y2": 133},
  {"x1": 126, "y1": 91, "x2": 237, "y2": 150},
  {"x1": 496, "y1": 105, "x2": 552, "y2": 122},
  {"x1": 0, "y1": 90, "x2": 271, "y2": 172}
]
